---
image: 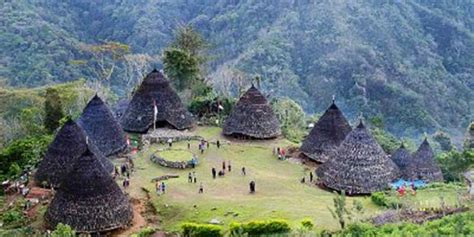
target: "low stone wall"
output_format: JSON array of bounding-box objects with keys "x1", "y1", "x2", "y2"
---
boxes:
[{"x1": 150, "y1": 149, "x2": 196, "y2": 169}]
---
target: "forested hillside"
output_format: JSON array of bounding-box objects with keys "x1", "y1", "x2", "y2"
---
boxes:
[{"x1": 1, "y1": 0, "x2": 473, "y2": 137}]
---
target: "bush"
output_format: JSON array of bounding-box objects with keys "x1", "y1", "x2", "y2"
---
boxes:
[
  {"x1": 370, "y1": 192, "x2": 388, "y2": 207},
  {"x1": 1, "y1": 209, "x2": 24, "y2": 227},
  {"x1": 181, "y1": 223, "x2": 223, "y2": 237},
  {"x1": 51, "y1": 223, "x2": 75, "y2": 237},
  {"x1": 300, "y1": 218, "x2": 314, "y2": 229},
  {"x1": 229, "y1": 219, "x2": 291, "y2": 236},
  {"x1": 131, "y1": 227, "x2": 156, "y2": 237}
]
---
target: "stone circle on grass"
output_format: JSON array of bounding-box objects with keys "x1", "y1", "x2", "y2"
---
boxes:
[{"x1": 150, "y1": 148, "x2": 197, "y2": 169}]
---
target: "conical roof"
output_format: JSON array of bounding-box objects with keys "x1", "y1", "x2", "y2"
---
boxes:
[
  {"x1": 405, "y1": 139, "x2": 443, "y2": 182},
  {"x1": 318, "y1": 121, "x2": 399, "y2": 194},
  {"x1": 77, "y1": 95, "x2": 127, "y2": 157},
  {"x1": 223, "y1": 85, "x2": 281, "y2": 139},
  {"x1": 300, "y1": 102, "x2": 352, "y2": 163},
  {"x1": 390, "y1": 143, "x2": 412, "y2": 177},
  {"x1": 45, "y1": 147, "x2": 133, "y2": 233},
  {"x1": 35, "y1": 120, "x2": 114, "y2": 187},
  {"x1": 120, "y1": 69, "x2": 194, "y2": 132}
]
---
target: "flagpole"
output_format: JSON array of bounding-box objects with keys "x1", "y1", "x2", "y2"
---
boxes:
[{"x1": 153, "y1": 100, "x2": 157, "y2": 131}]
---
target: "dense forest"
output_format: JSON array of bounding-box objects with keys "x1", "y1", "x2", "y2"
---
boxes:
[{"x1": 1, "y1": 0, "x2": 473, "y2": 138}]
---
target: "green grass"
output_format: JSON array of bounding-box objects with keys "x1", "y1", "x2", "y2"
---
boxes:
[
  {"x1": 155, "y1": 149, "x2": 195, "y2": 162},
  {"x1": 125, "y1": 126, "x2": 469, "y2": 233}
]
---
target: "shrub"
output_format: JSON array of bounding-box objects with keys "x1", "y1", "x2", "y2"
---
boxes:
[
  {"x1": 371, "y1": 192, "x2": 388, "y2": 207},
  {"x1": 181, "y1": 223, "x2": 223, "y2": 237},
  {"x1": 1, "y1": 209, "x2": 24, "y2": 227},
  {"x1": 131, "y1": 227, "x2": 156, "y2": 237},
  {"x1": 229, "y1": 219, "x2": 291, "y2": 236},
  {"x1": 300, "y1": 218, "x2": 314, "y2": 229},
  {"x1": 51, "y1": 223, "x2": 75, "y2": 237}
]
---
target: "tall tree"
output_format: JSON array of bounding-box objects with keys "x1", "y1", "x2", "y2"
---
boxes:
[
  {"x1": 163, "y1": 24, "x2": 208, "y2": 93},
  {"x1": 44, "y1": 88, "x2": 64, "y2": 133}
]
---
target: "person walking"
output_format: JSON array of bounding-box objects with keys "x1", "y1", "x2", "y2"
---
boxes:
[{"x1": 212, "y1": 168, "x2": 217, "y2": 179}]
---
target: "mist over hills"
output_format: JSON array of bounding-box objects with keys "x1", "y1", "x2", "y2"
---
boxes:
[{"x1": 1, "y1": 0, "x2": 473, "y2": 137}]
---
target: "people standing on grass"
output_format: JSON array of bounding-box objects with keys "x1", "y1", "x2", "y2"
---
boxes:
[
  {"x1": 187, "y1": 142, "x2": 191, "y2": 149},
  {"x1": 249, "y1": 181, "x2": 255, "y2": 193},
  {"x1": 161, "y1": 182, "x2": 166, "y2": 193},
  {"x1": 310, "y1": 172, "x2": 313, "y2": 182},
  {"x1": 167, "y1": 138, "x2": 173, "y2": 147},
  {"x1": 242, "y1": 167, "x2": 246, "y2": 176},
  {"x1": 207, "y1": 141, "x2": 210, "y2": 149},
  {"x1": 199, "y1": 183, "x2": 204, "y2": 194},
  {"x1": 216, "y1": 140, "x2": 221, "y2": 149},
  {"x1": 212, "y1": 168, "x2": 217, "y2": 179},
  {"x1": 228, "y1": 161, "x2": 232, "y2": 172},
  {"x1": 222, "y1": 161, "x2": 226, "y2": 171},
  {"x1": 188, "y1": 172, "x2": 193, "y2": 183},
  {"x1": 155, "y1": 181, "x2": 161, "y2": 195}
]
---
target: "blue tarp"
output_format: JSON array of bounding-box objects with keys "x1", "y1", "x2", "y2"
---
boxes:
[{"x1": 391, "y1": 179, "x2": 426, "y2": 189}]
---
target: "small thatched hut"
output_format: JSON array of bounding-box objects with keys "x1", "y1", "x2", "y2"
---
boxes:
[
  {"x1": 121, "y1": 69, "x2": 194, "y2": 133},
  {"x1": 404, "y1": 138, "x2": 443, "y2": 182},
  {"x1": 77, "y1": 95, "x2": 127, "y2": 157},
  {"x1": 35, "y1": 120, "x2": 114, "y2": 187},
  {"x1": 300, "y1": 101, "x2": 352, "y2": 163},
  {"x1": 45, "y1": 147, "x2": 133, "y2": 233},
  {"x1": 223, "y1": 85, "x2": 281, "y2": 139},
  {"x1": 390, "y1": 143, "x2": 412, "y2": 177},
  {"x1": 318, "y1": 121, "x2": 399, "y2": 194}
]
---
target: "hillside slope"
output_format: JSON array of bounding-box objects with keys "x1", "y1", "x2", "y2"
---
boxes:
[{"x1": 1, "y1": 0, "x2": 472, "y2": 136}]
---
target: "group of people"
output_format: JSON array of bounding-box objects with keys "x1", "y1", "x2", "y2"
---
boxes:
[
  {"x1": 155, "y1": 181, "x2": 166, "y2": 195},
  {"x1": 273, "y1": 147, "x2": 286, "y2": 160},
  {"x1": 301, "y1": 171, "x2": 315, "y2": 184},
  {"x1": 396, "y1": 183, "x2": 417, "y2": 197},
  {"x1": 188, "y1": 171, "x2": 198, "y2": 183}
]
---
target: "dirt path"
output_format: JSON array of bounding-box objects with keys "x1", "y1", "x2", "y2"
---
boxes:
[{"x1": 111, "y1": 198, "x2": 147, "y2": 236}]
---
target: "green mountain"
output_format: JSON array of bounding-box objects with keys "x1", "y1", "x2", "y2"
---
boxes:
[{"x1": 1, "y1": 0, "x2": 473, "y2": 137}]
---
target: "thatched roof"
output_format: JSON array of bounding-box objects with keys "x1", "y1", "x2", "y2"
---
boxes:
[
  {"x1": 300, "y1": 102, "x2": 352, "y2": 163},
  {"x1": 35, "y1": 120, "x2": 114, "y2": 187},
  {"x1": 77, "y1": 95, "x2": 127, "y2": 157},
  {"x1": 223, "y1": 85, "x2": 281, "y2": 139},
  {"x1": 120, "y1": 69, "x2": 194, "y2": 132},
  {"x1": 404, "y1": 139, "x2": 443, "y2": 182},
  {"x1": 45, "y1": 147, "x2": 133, "y2": 233},
  {"x1": 318, "y1": 121, "x2": 399, "y2": 194},
  {"x1": 390, "y1": 143, "x2": 412, "y2": 177},
  {"x1": 113, "y1": 98, "x2": 129, "y2": 119}
]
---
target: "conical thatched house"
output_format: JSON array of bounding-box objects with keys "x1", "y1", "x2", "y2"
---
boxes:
[
  {"x1": 390, "y1": 143, "x2": 412, "y2": 177},
  {"x1": 77, "y1": 95, "x2": 127, "y2": 157},
  {"x1": 121, "y1": 69, "x2": 194, "y2": 133},
  {"x1": 300, "y1": 101, "x2": 352, "y2": 163},
  {"x1": 223, "y1": 85, "x2": 281, "y2": 139},
  {"x1": 405, "y1": 138, "x2": 443, "y2": 182},
  {"x1": 318, "y1": 121, "x2": 399, "y2": 194},
  {"x1": 45, "y1": 147, "x2": 133, "y2": 233},
  {"x1": 35, "y1": 120, "x2": 114, "y2": 187}
]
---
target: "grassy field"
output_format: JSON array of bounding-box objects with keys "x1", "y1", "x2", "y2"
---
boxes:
[{"x1": 124, "y1": 126, "x2": 467, "y2": 233}]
